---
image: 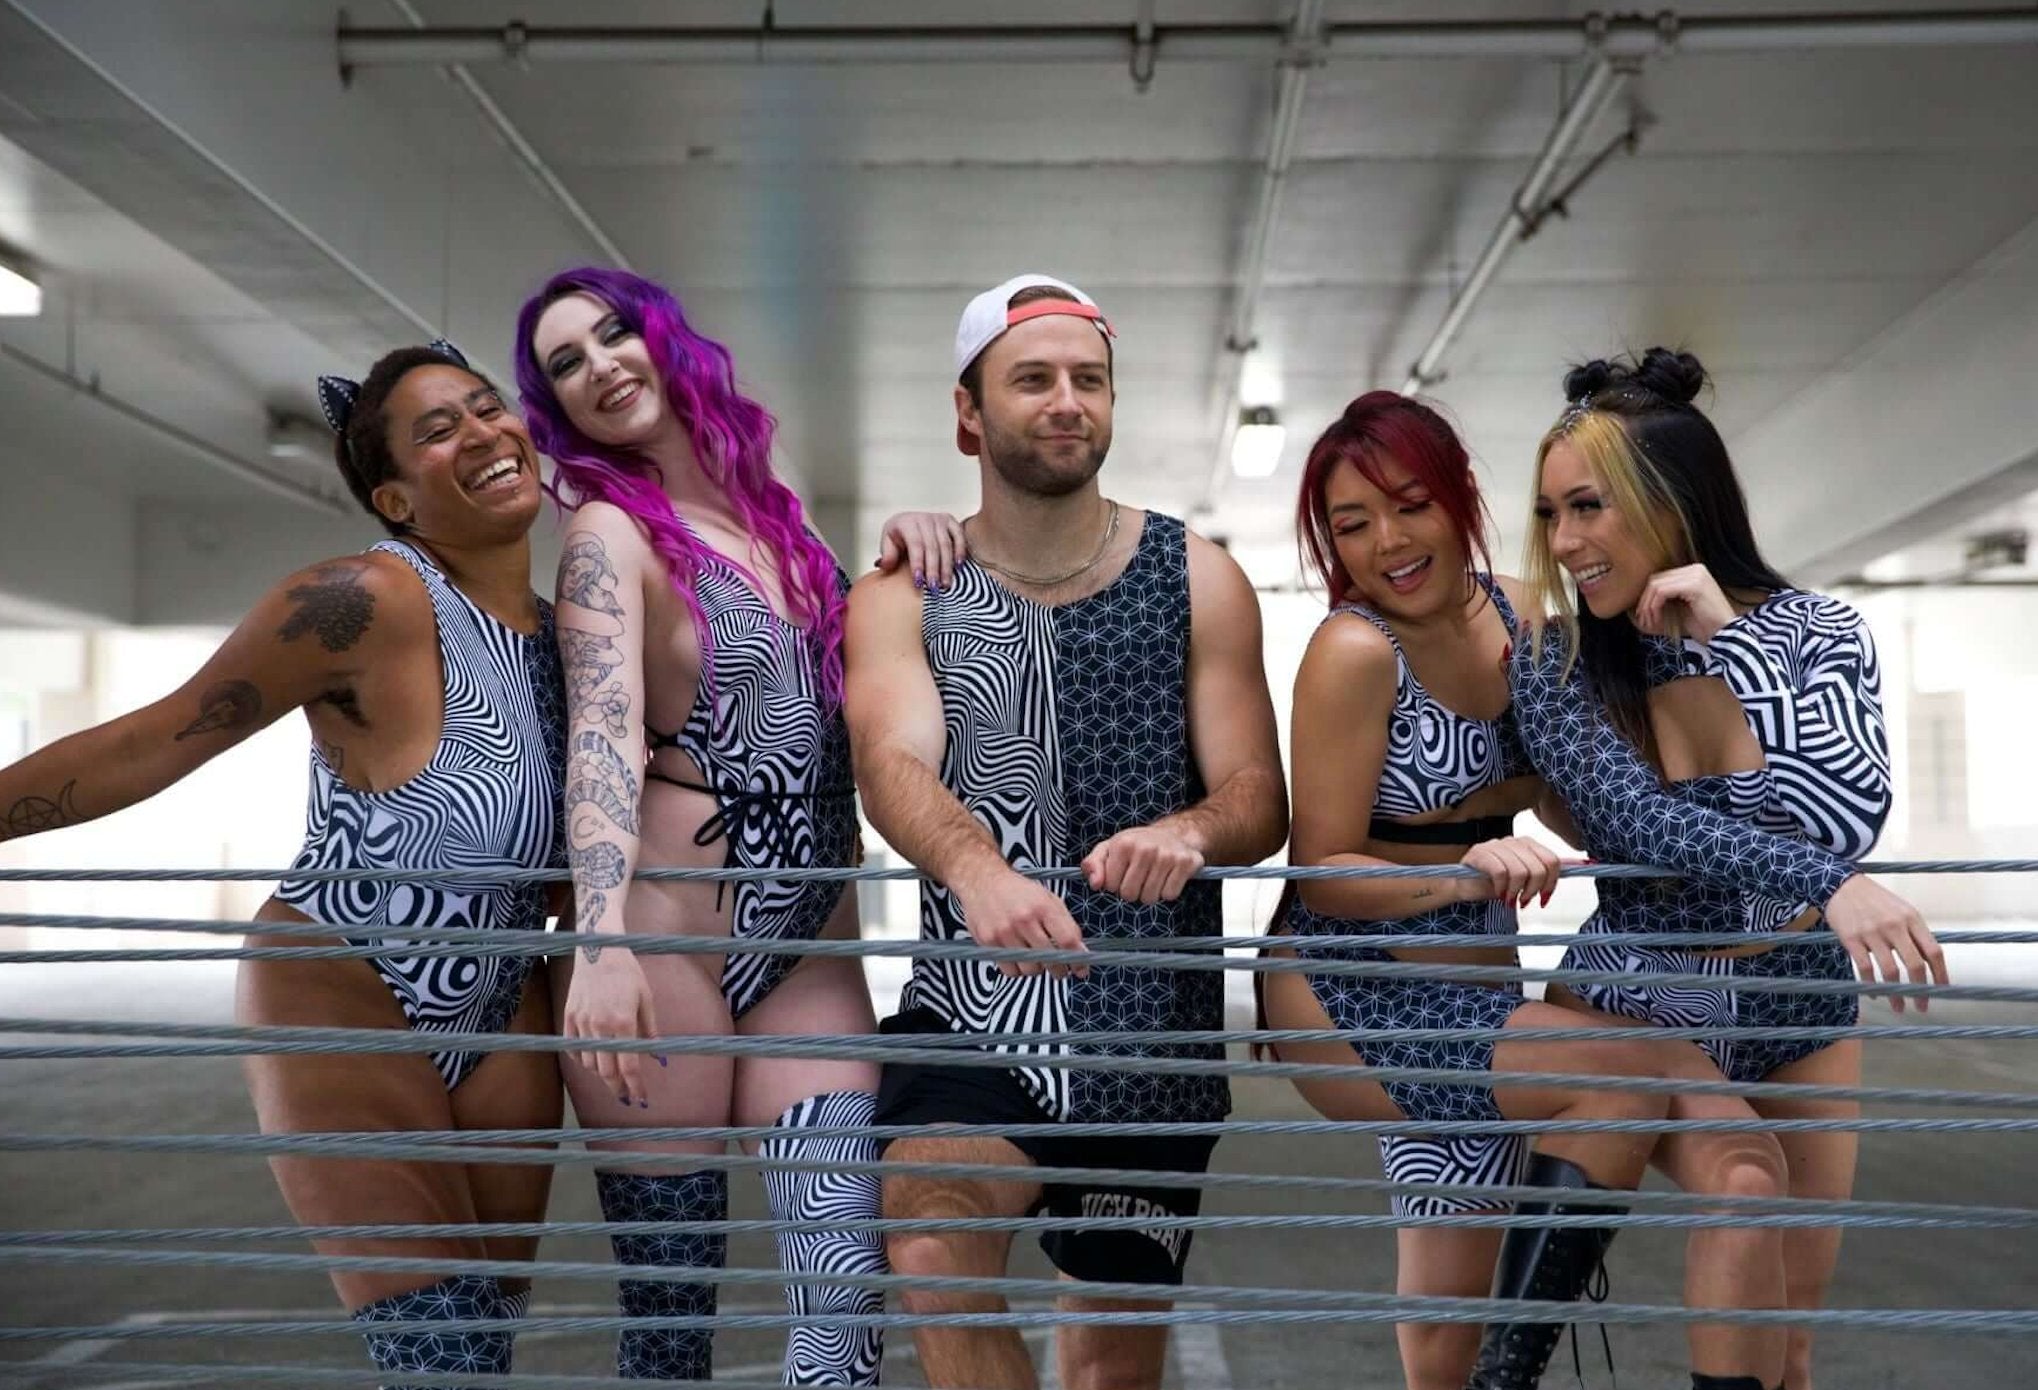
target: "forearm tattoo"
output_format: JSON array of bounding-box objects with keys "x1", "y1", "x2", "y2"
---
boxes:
[
  {"x1": 565, "y1": 729, "x2": 639, "y2": 958},
  {"x1": 175, "y1": 680, "x2": 262, "y2": 742},
  {"x1": 565, "y1": 731, "x2": 640, "y2": 838},
  {"x1": 278, "y1": 561, "x2": 375, "y2": 653},
  {"x1": 559, "y1": 536, "x2": 646, "y2": 961},
  {"x1": 570, "y1": 841, "x2": 629, "y2": 962},
  {"x1": 2, "y1": 780, "x2": 81, "y2": 841},
  {"x1": 557, "y1": 535, "x2": 632, "y2": 738}
]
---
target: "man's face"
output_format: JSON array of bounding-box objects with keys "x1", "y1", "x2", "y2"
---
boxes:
[{"x1": 956, "y1": 315, "x2": 1114, "y2": 497}]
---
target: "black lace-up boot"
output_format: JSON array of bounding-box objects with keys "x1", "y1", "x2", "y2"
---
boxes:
[{"x1": 1463, "y1": 1151, "x2": 1623, "y2": 1389}]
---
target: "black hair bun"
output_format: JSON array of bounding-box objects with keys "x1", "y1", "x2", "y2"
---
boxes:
[
  {"x1": 1562, "y1": 359, "x2": 1617, "y2": 401},
  {"x1": 1632, "y1": 346, "x2": 1706, "y2": 405},
  {"x1": 1563, "y1": 348, "x2": 1707, "y2": 406}
]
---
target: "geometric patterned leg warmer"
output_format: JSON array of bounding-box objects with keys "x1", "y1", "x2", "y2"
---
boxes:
[
  {"x1": 597, "y1": 1168, "x2": 728, "y2": 1381},
  {"x1": 760, "y1": 1090, "x2": 888, "y2": 1385},
  {"x1": 352, "y1": 1272, "x2": 513, "y2": 1389}
]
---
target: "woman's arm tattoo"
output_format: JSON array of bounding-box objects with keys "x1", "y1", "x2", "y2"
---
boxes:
[
  {"x1": 558, "y1": 535, "x2": 631, "y2": 737},
  {"x1": 278, "y1": 561, "x2": 375, "y2": 653},
  {"x1": 175, "y1": 680, "x2": 262, "y2": 741}
]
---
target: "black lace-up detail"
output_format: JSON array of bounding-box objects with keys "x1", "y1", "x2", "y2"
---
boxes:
[{"x1": 645, "y1": 725, "x2": 854, "y2": 911}]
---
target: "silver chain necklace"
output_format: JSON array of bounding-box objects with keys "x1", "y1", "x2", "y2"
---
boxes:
[{"x1": 968, "y1": 500, "x2": 1121, "y2": 588}]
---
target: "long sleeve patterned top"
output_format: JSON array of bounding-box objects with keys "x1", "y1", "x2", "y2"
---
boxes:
[{"x1": 1508, "y1": 590, "x2": 1888, "y2": 918}]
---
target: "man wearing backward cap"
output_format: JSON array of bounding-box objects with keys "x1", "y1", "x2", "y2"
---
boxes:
[{"x1": 844, "y1": 274, "x2": 1289, "y2": 1389}]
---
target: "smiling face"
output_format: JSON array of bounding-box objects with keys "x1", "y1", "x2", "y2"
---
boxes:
[
  {"x1": 530, "y1": 291, "x2": 672, "y2": 451},
  {"x1": 1323, "y1": 451, "x2": 1467, "y2": 621},
  {"x1": 372, "y1": 364, "x2": 542, "y2": 544},
  {"x1": 1533, "y1": 434, "x2": 1678, "y2": 620},
  {"x1": 955, "y1": 313, "x2": 1114, "y2": 497}
]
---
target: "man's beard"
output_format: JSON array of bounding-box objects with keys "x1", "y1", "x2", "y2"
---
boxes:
[{"x1": 979, "y1": 416, "x2": 1110, "y2": 498}]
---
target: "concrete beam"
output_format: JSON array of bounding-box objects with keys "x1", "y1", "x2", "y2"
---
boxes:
[
  {"x1": 1, "y1": 0, "x2": 600, "y2": 376},
  {"x1": 1734, "y1": 214, "x2": 2038, "y2": 584}
]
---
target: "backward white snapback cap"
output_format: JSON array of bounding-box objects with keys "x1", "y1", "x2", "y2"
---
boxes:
[{"x1": 952, "y1": 273, "x2": 1115, "y2": 378}]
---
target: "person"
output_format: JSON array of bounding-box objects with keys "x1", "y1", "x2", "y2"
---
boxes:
[
  {"x1": 1512, "y1": 348, "x2": 1945, "y2": 1390},
  {"x1": 1259, "y1": 391, "x2": 1800, "y2": 1390},
  {"x1": 514, "y1": 266, "x2": 965, "y2": 1385},
  {"x1": 842, "y1": 273, "x2": 1288, "y2": 1390},
  {"x1": 0, "y1": 340, "x2": 567, "y2": 1384}
]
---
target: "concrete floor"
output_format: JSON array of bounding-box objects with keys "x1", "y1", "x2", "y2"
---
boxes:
[{"x1": 1, "y1": 960, "x2": 2034, "y2": 1389}]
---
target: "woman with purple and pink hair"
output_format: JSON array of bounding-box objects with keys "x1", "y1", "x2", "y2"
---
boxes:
[{"x1": 516, "y1": 267, "x2": 958, "y2": 1385}]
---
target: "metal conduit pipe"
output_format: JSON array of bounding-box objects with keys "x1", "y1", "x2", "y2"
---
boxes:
[
  {"x1": 1401, "y1": 58, "x2": 1631, "y2": 395},
  {"x1": 336, "y1": 10, "x2": 2038, "y2": 68},
  {"x1": 382, "y1": 1, "x2": 633, "y2": 272},
  {"x1": 1198, "y1": 0, "x2": 1327, "y2": 512},
  {"x1": 0, "y1": 344, "x2": 350, "y2": 515}
]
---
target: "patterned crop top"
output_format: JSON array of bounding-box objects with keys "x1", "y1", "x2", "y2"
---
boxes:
[{"x1": 1338, "y1": 573, "x2": 1533, "y2": 845}]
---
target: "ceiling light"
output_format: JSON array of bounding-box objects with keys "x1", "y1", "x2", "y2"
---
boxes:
[
  {"x1": 266, "y1": 412, "x2": 331, "y2": 461},
  {"x1": 0, "y1": 247, "x2": 40, "y2": 317},
  {"x1": 1230, "y1": 404, "x2": 1285, "y2": 479}
]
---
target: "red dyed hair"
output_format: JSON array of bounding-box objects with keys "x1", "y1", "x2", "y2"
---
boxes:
[{"x1": 1295, "y1": 390, "x2": 1492, "y2": 606}]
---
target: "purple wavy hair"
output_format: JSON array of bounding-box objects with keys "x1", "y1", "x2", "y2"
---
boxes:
[{"x1": 514, "y1": 268, "x2": 845, "y2": 704}]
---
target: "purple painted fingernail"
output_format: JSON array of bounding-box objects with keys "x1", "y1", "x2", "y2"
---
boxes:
[{"x1": 656, "y1": 1055, "x2": 668, "y2": 1067}]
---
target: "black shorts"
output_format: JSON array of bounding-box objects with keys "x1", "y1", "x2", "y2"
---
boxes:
[{"x1": 873, "y1": 1009, "x2": 1218, "y2": 1287}]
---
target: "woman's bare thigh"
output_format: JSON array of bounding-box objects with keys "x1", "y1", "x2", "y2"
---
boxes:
[
  {"x1": 553, "y1": 878, "x2": 738, "y2": 1163},
  {"x1": 1258, "y1": 957, "x2": 1400, "y2": 1121},
  {"x1": 732, "y1": 889, "x2": 879, "y2": 1131},
  {"x1": 236, "y1": 948, "x2": 486, "y2": 1310},
  {"x1": 452, "y1": 966, "x2": 564, "y2": 1270}
]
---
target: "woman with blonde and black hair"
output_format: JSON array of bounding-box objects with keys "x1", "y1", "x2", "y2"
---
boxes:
[{"x1": 1503, "y1": 347, "x2": 1945, "y2": 1390}]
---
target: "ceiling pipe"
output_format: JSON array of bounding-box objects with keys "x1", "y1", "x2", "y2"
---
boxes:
[
  {"x1": 0, "y1": 344, "x2": 352, "y2": 515},
  {"x1": 337, "y1": 10, "x2": 2038, "y2": 68},
  {"x1": 1194, "y1": 0, "x2": 1328, "y2": 515},
  {"x1": 1400, "y1": 57, "x2": 1632, "y2": 395},
  {"x1": 379, "y1": 1, "x2": 633, "y2": 272}
]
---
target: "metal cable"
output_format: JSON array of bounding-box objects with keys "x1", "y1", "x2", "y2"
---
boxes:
[
  {"x1": 8, "y1": 1015, "x2": 2035, "y2": 1054},
  {"x1": 11, "y1": 1301, "x2": 2038, "y2": 1337},
  {"x1": 15, "y1": 910, "x2": 2038, "y2": 951},
  {"x1": 3, "y1": 1022, "x2": 2031, "y2": 1107},
  {"x1": 1, "y1": 944, "x2": 2016, "y2": 1008},
  {"x1": 1, "y1": 1135, "x2": 2025, "y2": 1224},
  {"x1": 5, "y1": 857, "x2": 2034, "y2": 883}
]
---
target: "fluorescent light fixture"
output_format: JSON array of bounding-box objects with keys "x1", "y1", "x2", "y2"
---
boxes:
[
  {"x1": 0, "y1": 247, "x2": 41, "y2": 317},
  {"x1": 1238, "y1": 351, "x2": 1285, "y2": 409},
  {"x1": 1230, "y1": 404, "x2": 1285, "y2": 479}
]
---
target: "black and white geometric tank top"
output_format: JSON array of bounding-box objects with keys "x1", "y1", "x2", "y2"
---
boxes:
[
  {"x1": 903, "y1": 511, "x2": 1226, "y2": 1124},
  {"x1": 275, "y1": 540, "x2": 567, "y2": 1088},
  {"x1": 644, "y1": 524, "x2": 858, "y2": 1019}
]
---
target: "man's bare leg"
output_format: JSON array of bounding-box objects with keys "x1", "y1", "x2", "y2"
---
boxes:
[{"x1": 885, "y1": 1137, "x2": 1044, "y2": 1390}]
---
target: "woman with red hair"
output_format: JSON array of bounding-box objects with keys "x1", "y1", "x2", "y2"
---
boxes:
[{"x1": 1261, "y1": 392, "x2": 1797, "y2": 1390}]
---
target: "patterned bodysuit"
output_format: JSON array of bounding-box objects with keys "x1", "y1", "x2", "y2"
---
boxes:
[
  {"x1": 1528, "y1": 590, "x2": 1891, "y2": 1082},
  {"x1": 901, "y1": 512, "x2": 1226, "y2": 1124},
  {"x1": 643, "y1": 524, "x2": 858, "y2": 1017},
  {"x1": 277, "y1": 540, "x2": 567, "y2": 1089},
  {"x1": 1280, "y1": 576, "x2": 1539, "y2": 1214}
]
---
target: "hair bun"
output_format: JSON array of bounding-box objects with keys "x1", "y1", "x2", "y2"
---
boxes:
[
  {"x1": 1632, "y1": 346, "x2": 1706, "y2": 404},
  {"x1": 1562, "y1": 359, "x2": 1617, "y2": 401}
]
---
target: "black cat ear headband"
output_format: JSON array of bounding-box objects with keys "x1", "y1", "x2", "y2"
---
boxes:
[{"x1": 315, "y1": 338, "x2": 472, "y2": 440}]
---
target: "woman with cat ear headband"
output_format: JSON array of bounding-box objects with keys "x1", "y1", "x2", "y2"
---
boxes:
[{"x1": 0, "y1": 340, "x2": 569, "y2": 1384}]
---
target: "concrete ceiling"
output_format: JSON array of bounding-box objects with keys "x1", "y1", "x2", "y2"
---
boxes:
[{"x1": 2, "y1": 0, "x2": 2037, "y2": 625}]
